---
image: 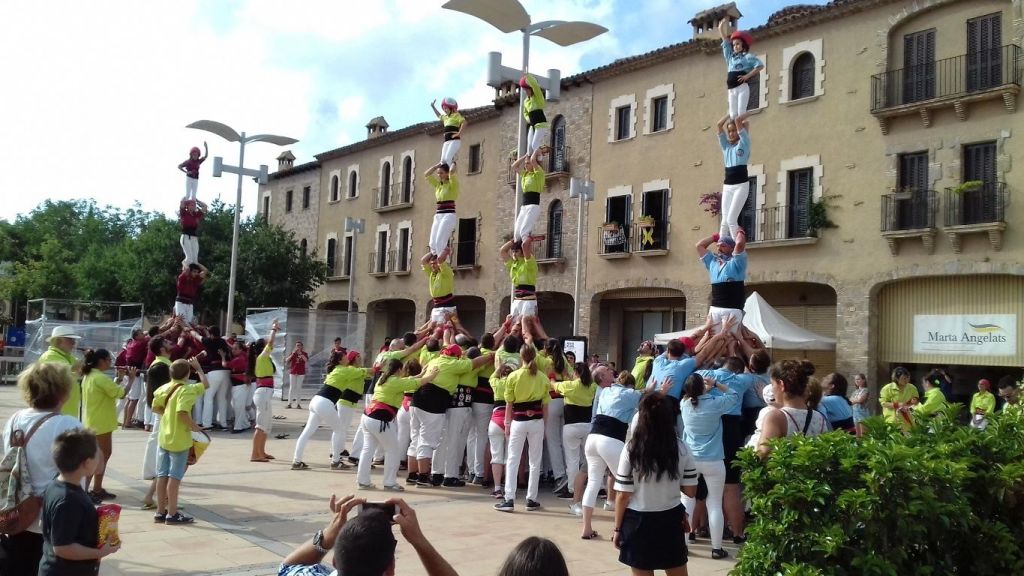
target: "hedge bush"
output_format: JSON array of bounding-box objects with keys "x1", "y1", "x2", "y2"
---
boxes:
[{"x1": 734, "y1": 410, "x2": 1024, "y2": 575}]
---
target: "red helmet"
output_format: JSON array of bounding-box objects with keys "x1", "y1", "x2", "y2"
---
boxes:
[
  {"x1": 518, "y1": 76, "x2": 529, "y2": 88},
  {"x1": 190, "y1": 146, "x2": 201, "y2": 156},
  {"x1": 730, "y1": 30, "x2": 754, "y2": 50},
  {"x1": 441, "y1": 97, "x2": 458, "y2": 111}
]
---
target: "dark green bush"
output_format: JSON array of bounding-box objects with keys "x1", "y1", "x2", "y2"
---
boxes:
[{"x1": 734, "y1": 410, "x2": 1024, "y2": 575}]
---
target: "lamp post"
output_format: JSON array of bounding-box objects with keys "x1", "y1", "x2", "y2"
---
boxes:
[
  {"x1": 569, "y1": 177, "x2": 594, "y2": 335},
  {"x1": 186, "y1": 120, "x2": 298, "y2": 330},
  {"x1": 344, "y1": 217, "x2": 365, "y2": 315},
  {"x1": 443, "y1": 0, "x2": 607, "y2": 301}
]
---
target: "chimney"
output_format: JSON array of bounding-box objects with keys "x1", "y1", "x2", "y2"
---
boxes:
[
  {"x1": 276, "y1": 150, "x2": 296, "y2": 172},
  {"x1": 688, "y1": 2, "x2": 742, "y2": 41},
  {"x1": 366, "y1": 116, "x2": 390, "y2": 139}
]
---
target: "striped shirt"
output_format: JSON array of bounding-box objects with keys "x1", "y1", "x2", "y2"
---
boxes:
[{"x1": 613, "y1": 438, "x2": 699, "y2": 512}]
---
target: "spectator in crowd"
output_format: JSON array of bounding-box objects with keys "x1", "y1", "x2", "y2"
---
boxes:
[
  {"x1": 756, "y1": 360, "x2": 829, "y2": 458},
  {"x1": 278, "y1": 495, "x2": 457, "y2": 576},
  {"x1": 496, "y1": 537, "x2": 569, "y2": 576},
  {"x1": 819, "y1": 373, "x2": 855, "y2": 433},
  {"x1": 0, "y1": 363, "x2": 84, "y2": 574},
  {"x1": 879, "y1": 367, "x2": 918, "y2": 431},
  {"x1": 850, "y1": 373, "x2": 871, "y2": 437},
  {"x1": 997, "y1": 375, "x2": 1022, "y2": 414},
  {"x1": 915, "y1": 370, "x2": 949, "y2": 421},
  {"x1": 969, "y1": 378, "x2": 997, "y2": 429}
]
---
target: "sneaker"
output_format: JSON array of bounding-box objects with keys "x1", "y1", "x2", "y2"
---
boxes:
[
  {"x1": 331, "y1": 460, "x2": 350, "y2": 470},
  {"x1": 383, "y1": 484, "x2": 406, "y2": 492},
  {"x1": 88, "y1": 492, "x2": 103, "y2": 505},
  {"x1": 153, "y1": 512, "x2": 167, "y2": 523},
  {"x1": 291, "y1": 461, "x2": 310, "y2": 470},
  {"x1": 553, "y1": 476, "x2": 569, "y2": 494},
  {"x1": 712, "y1": 549, "x2": 730, "y2": 560},
  {"x1": 688, "y1": 532, "x2": 697, "y2": 543},
  {"x1": 165, "y1": 512, "x2": 195, "y2": 525},
  {"x1": 554, "y1": 486, "x2": 573, "y2": 499},
  {"x1": 347, "y1": 457, "x2": 359, "y2": 465},
  {"x1": 372, "y1": 458, "x2": 385, "y2": 466},
  {"x1": 406, "y1": 473, "x2": 420, "y2": 485},
  {"x1": 598, "y1": 488, "x2": 607, "y2": 498},
  {"x1": 569, "y1": 502, "x2": 583, "y2": 517},
  {"x1": 491, "y1": 488, "x2": 505, "y2": 499},
  {"x1": 430, "y1": 474, "x2": 444, "y2": 487},
  {"x1": 231, "y1": 428, "x2": 247, "y2": 434},
  {"x1": 416, "y1": 477, "x2": 434, "y2": 488},
  {"x1": 340, "y1": 450, "x2": 350, "y2": 457},
  {"x1": 469, "y1": 475, "x2": 485, "y2": 486},
  {"x1": 494, "y1": 499, "x2": 515, "y2": 513},
  {"x1": 603, "y1": 501, "x2": 615, "y2": 512},
  {"x1": 526, "y1": 499, "x2": 541, "y2": 511},
  {"x1": 442, "y1": 477, "x2": 466, "y2": 488},
  {"x1": 286, "y1": 404, "x2": 292, "y2": 409},
  {"x1": 357, "y1": 483, "x2": 376, "y2": 490}
]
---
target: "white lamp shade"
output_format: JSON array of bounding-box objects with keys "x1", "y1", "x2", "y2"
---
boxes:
[
  {"x1": 441, "y1": 0, "x2": 530, "y2": 33},
  {"x1": 532, "y1": 21, "x2": 608, "y2": 47}
]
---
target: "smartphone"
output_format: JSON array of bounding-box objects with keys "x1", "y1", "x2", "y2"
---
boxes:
[{"x1": 361, "y1": 502, "x2": 396, "y2": 517}]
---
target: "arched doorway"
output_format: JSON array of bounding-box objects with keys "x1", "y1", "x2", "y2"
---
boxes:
[
  {"x1": 367, "y1": 299, "x2": 416, "y2": 352},
  {"x1": 591, "y1": 288, "x2": 686, "y2": 370}
]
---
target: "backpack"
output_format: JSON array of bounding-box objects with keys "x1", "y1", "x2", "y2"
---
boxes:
[{"x1": 0, "y1": 411, "x2": 57, "y2": 534}]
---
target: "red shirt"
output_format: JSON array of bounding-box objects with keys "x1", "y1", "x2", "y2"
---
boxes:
[
  {"x1": 227, "y1": 353, "x2": 249, "y2": 383},
  {"x1": 182, "y1": 157, "x2": 203, "y2": 178},
  {"x1": 288, "y1": 352, "x2": 308, "y2": 376},
  {"x1": 176, "y1": 271, "x2": 203, "y2": 302},
  {"x1": 126, "y1": 337, "x2": 149, "y2": 367},
  {"x1": 180, "y1": 207, "x2": 205, "y2": 236}
]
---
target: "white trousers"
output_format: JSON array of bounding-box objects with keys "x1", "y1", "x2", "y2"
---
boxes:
[
  {"x1": 180, "y1": 234, "x2": 199, "y2": 267},
  {"x1": 488, "y1": 420, "x2": 507, "y2": 466},
  {"x1": 544, "y1": 398, "x2": 565, "y2": 478},
  {"x1": 468, "y1": 402, "x2": 493, "y2": 477},
  {"x1": 174, "y1": 301, "x2": 194, "y2": 324},
  {"x1": 335, "y1": 403, "x2": 358, "y2": 456},
  {"x1": 719, "y1": 181, "x2": 749, "y2": 239},
  {"x1": 527, "y1": 125, "x2": 549, "y2": 155},
  {"x1": 231, "y1": 385, "x2": 250, "y2": 430},
  {"x1": 442, "y1": 407, "x2": 472, "y2": 478},
  {"x1": 350, "y1": 397, "x2": 384, "y2": 462},
  {"x1": 201, "y1": 371, "x2": 231, "y2": 428},
  {"x1": 293, "y1": 395, "x2": 346, "y2": 463},
  {"x1": 253, "y1": 387, "x2": 274, "y2": 433},
  {"x1": 514, "y1": 204, "x2": 541, "y2": 243},
  {"x1": 682, "y1": 459, "x2": 727, "y2": 549},
  {"x1": 429, "y1": 212, "x2": 457, "y2": 256},
  {"x1": 397, "y1": 405, "x2": 413, "y2": 459},
  {"x1": 410, "y1": 408, "x2": 446, "y2": 460},
  {"x1": 287, "y1": 374, "x2": 304, "y2": 404},
  {"x1": 708, "y1": 305, "x2": 744, "y2": 336},
  {"x1": 583, "y1": 433, "x2": 625, "y2": 508},
  {"x1": 440, "y1": 140, "x2": 461, "y2": 166},
  {"x1": 504, "y1": 418, "x2": 544, "y2": 501},
  {"x1": 562, "y1": 422, "x2": 589, "y2": 491},
  {"x1": 142, "y1": 414, "x2": 161, "y2": 480},
  {"x1": 356, "y1": 415, "x2": 402, "y2": 487},
  {"x1": 184, "y1": 176, "x2": 198, "y2": 201},
  {"x1": 727, "y1": 83, "x2": 750, "y2": 120}
]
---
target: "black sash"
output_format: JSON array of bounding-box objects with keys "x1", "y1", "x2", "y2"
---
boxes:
[
  {"x1": 522, "y1": 191, "x2": 540, "y2": 205},
  {"x1": 724, "y1": 165, "x2": 749, "y2": 185},
  {"x1": 726, "y1": 70, "x2": 745, "y2": 89},
  {"x1": 339, "y1": 388, "x2": 363, "y2": 404},
  {"x1": 711, "y1": 281, "x2": 746, "y2": 309},
  {"x1": 563, "y1": 403, "x2": 592, "y2": 425},
  {"x1": 591, "y1": 414, "x2": 628, "y2": 442},
  {"x1": 514, "y1": 284, "x2": 536, "y2": 298},
  {"x1": 527, "y1": 109, "x2": 547, "y2": 126},
  {"x1": 512, "y1": 400, "x2": 544, "y2": 421},
  {"x1": 436, "y1": 201, "x2": 455, "y2": 214},
  {"x1": 317, "y1": 385, "x2": 342, "y2": 404}
]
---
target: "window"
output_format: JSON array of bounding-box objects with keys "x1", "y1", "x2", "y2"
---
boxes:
[
  {"x1": 397, "y1": 227, "x2": 411, "y2": 272},
  {"x1": 262, "y1": 196, "x2": 270, "y2": 222},
  {"x1": 455, "y1": 217, "x2": 478, "y2": 268},
  {"x1": 347, "y1": 170, "x2": 358, "y2": 199},
  {"x1": 791, "y1": 53, "x2": 816, "y2": 100},
  {"x1": 468, "y1": 144, "x2": 482, "y2": 174},
  {"x1": 375, "y1": 230, "x2": 388, "y2": 274},
  {"x1": 401, "y1": 156, "x2": 413, "y2": 203},
  {"x1": 330, "y1": 175, "x2": 340, "y2": 202},
  {"x1": 640, "y1": 189, "x2": 668, "y2": 250},
  {"x1": 787, "y1": 169, "x2": 812, "y2": 238},
  {"x1": 547, "y1": 200, "x2": 563, "y2": 259},
  {"x1": 342, "y1": 236, "x2": 354, "y2": 277},
  {"x1": 285, "y1": 189, "x2": 293, "y2": 213},
  {"x1": 903, "y1": 29, "x2": 936, "y2": 103},
  {"x1": 603, "y1": 195, "x2": 632, "y2": 254},
  {"x1": 300, "y1": 238, "x2": 308, "y2": 256},
  {"x1": 966, "y1": 13, "x2": 1003, "y2": 92},
  {"x1": 326, "y1": 238, "x2": 337, "y2": 276},
  {"x1": 891, "y1": 152, "x2": 930, "y2": 230},
  {"x1": 962, "y1": 142, "x2": 998, "y2": 224},
  {"x1": 738, "y1": 177, "x2": 758, "y2": 242},
  {"x1": 550, "y1": 116, "x2": 568, "y2": 172},
  {"x1": 651, "y1": 96, "x2": 668, "y2": 133},
  {"x1": 302, "y1": 186, "x2": 311, "y2": 209},
  {"x1": 747, "y1": 75, "x2": 761, "y2": 110},
  {"x1": 615, "y1": 106, "x2": 631, "y2": 141},
  {"x1": 379, "y1": 161, "x2": 392, "y2": 207}
]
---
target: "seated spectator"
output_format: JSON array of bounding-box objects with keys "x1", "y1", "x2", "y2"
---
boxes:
[
  {"x1": 39, "y1": 429, "x2": 120, "y2": 576},
  {"x1": 497, "y1": 537, "x2": 569, "y2": 576},
  {"x1": 279, "y1": 495, "x2": 457, "y2": 576},
  {"x1": 0, "y1": 362, "x2": 84, "y2": 575}
]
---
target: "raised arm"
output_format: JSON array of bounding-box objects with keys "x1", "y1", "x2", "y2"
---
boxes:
[
  {"x1": 716, "y1": 114, "x2": 730, "y2": 135},
  {"x1": 735, "y1": 228, "x2": 747, "y2": 254},
  {"x1": 200, "y1": 141, "x2": 209, "y2": 161},
  {"x1": 696, "y1": 233, "x2": 718, "y2": 258},
  {"x1": 430, "y1": 99, "x2": 442, "y2": 119},
  {"x1": 510, "y1": 154, "x2": 528, "y2": 174},
  {"x1": 423, "y1": 162, "x2": 442, "y2": 178},
  {"x1": 522, "y1": 236, "x2": 534, "y2": 259},
  {"x1": 718, "y1": 17, "x2": 730, "y2": 41},
  {"x1": 265, "y1": 319, "x2": 280, "y2": 349},
  {"x1": 499, "y1": 239, "x2": 514, "y2": 263}
]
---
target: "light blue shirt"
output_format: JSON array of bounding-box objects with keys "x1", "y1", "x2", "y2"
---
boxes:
[
  {"x1": 739, "y1": 373, "x2": 769, "y2": 409},
  {"x1": 820, "y1": 395, "x2": 854, "y2": 425},
  {"x1": 699, "y1": 368, "x2": 753, "y2": 417},
  {"x1": 593, "y1": 384, "x2": 643, "y2": 424},
  {"x1": 650, "y1": 353, "x2": 697, "y2": 400},
  {"x1": 718, "y1": 129, "x2": 751, "y2": 168},
  {"x1": 701, "y1": 251, "x2": 748, "y2": 284},
  {"x1": 681, "y1": 389, "x2": 740, "y2": 461},
  {"x1": 722, "y1": 40, "x2": 763, "y2": 73}
]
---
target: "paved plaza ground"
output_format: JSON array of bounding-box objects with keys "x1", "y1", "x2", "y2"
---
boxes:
[{"x1": 1, "y1": 386, "x2": 738, "y2": 575}]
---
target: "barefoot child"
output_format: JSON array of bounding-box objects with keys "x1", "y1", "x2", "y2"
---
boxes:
[
  {"x1": 178, "y1": 142, "x2": 208, "y2": 201},
  {"x1": 718, "y1": 20, "x2": 763, "y2": 120},
  {"x1": 431, "y1": 98, "x2": 466, "y2": 166}
]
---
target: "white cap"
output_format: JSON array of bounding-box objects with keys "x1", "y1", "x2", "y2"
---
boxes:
[{"x1": 48, "y1": 326, "x2": 82, "y2": 341}]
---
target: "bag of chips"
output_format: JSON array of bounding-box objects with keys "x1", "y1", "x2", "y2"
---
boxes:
[{"x1": 97, "y1": 504, "x2": 121, "y2": 547}]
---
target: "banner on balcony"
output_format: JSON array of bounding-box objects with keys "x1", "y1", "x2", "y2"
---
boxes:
[{"x1": 913, "y1": 314, "x2": 1017, "y2": 357}]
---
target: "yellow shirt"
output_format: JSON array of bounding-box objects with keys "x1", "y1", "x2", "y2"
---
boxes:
[
  {"x1": 476, "y1": 347, "x2": 495, "y2": 379},
  {"x1": 39, "y1": 346, "x2": 80, "y2": 419},
  {"x1": 504, "y1": 367, "x2": 551, "y2": 405},
  {"x1": 879, "y1": 382, "x2": 919, "y2": 429},
  {"x1": 490, "y1": 373, "x2": 509, "y2": 401},
  {"x1": 328, "y1": 366, "x2": 371, "y2": 408},
  {"x1": 81, "y1": 371, "x2": 126, "y2": 435},
  {"x1": 496, "y1": 349, "x2": 521, "y2": 371},
  {"x1": 970, "y1": 391, "x2": 996, "y2": 416},
  {"x1": 631, "y1": 356, "x2": 654, "y2": 389},
  {"x1": 521, "y1": 167, "x2": 545, "y2": 194},
  {"x1": 426, "y1": 173, "x2": 459, "y2": 202},
  {"x1": 152, "y1": 380, "x2": 204, "y2": 452},
  {"x1": 914, "y1": 387, "x2": 948, "y2": 420},
  {"x1": 424, "y1": 355, "x2": 473, "y2": 395},
  {"x1": 419, "y1": 348, "x2": 441, "y2": 366},
  {"x1": 552, "y1": 378, "x2": 597, "y2": 407}
]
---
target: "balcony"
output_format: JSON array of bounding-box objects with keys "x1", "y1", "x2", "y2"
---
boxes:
[
  {"x1": 392, "y1": 249, "x2": 413, "y2": 275},
  {"x1": 631, "y1": 220, "x2": 669, "y2": 255},
  {"x1": 372, "y1": 182, "x2": 413, "y2": 211},
  {"x1": 598, "y1": 224, "x2": 631, "y2": 258},
  {"x1": 744, "y1": 206, "x2": 820, "y2": 249},
  {"x1": 870, "y1": 45, "x2": 1021, "y2": 134},
  {"x1": 368, "y1": 252, "x2": 389, "y2": 277},
  {"x1": 453, "y1": 239, "x2": 480, "y2": 270},
  {"x1": 533, "y1": 233, "x2": 566, "y2": 266},
  {"x1": 880, "y1": 189, "x2": 938, "y2": 255},
  {"x1": 546, "y1": 145, "x2": 571, "y2": 188},
  {"x1": 943, "y1": 182, "x2": 1007, "y2": 253}
]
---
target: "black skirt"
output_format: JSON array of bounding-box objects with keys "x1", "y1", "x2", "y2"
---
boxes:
[{"x1": 618, "y1": 504, "x2": 688, "y2": 570}]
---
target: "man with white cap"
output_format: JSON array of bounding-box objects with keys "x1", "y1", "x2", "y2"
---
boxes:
[{"x1": 38, "y1": 326, "x2": 83, "y2": 418}]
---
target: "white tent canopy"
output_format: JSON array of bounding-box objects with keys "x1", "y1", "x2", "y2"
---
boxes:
[{"x1": 653, "y1": 292, "x2": 837, "y2": 350}]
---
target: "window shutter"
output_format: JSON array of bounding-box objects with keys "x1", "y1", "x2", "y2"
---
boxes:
[
  {"x1": 788, "y1": 170, "x2": 811, "y2": 237},
  {"x1": 552, "y1": 117, "x2": 567, "y2": 172},
  {"x1": 967, "y1": 14, "x2": 1003, "y2": 91}
]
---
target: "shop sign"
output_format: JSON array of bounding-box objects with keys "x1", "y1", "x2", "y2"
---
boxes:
[{"x1": 913, "y1": 314, "x2": 1017, "y2": 356}]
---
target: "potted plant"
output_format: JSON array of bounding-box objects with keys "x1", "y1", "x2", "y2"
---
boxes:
[
  {"x1": 636, "y1": 214, "x2": 655, "y2": 229},
  {"x1": 952, "y1": 180, "x2": 984, "y2": 195}
]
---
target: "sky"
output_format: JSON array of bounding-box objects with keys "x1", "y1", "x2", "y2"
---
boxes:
[{"x1": 0, "y1": 0, "x2": 825, "y2": 222}]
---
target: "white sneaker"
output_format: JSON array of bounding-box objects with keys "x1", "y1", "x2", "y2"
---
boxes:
[
  {"x1": 569, "y1": 502, "x2": 583, "y2": 517},
  {"x1": 603, "y1": 501, "x2": 615, "y2": 512},
  {"x1": 382, "y1": 484, "x2": 405, "y2": 492}
]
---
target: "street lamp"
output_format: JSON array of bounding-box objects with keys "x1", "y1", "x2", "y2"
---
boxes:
[
  {"x1": 443, "y1": 0, "x2": 607, "y2": 300},
  {"x1": 568, "y1": 177, "x2": 594, "y2": 335},
  {"x1": 344, "y1": 217, "x2": 365, "y2": 314},
  {"x1": 186, "y1": 120, "x2": 298, "y2": 330}
]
